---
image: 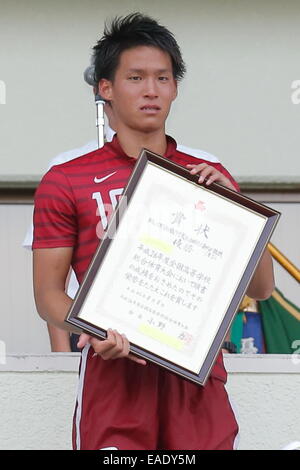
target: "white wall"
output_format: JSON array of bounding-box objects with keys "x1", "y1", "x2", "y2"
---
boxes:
[
  {"x1": 0, "y1": 204, "x2": 50, "y2": 354},
  {"x1": 1, "y1": 0, "x2": 300, "y2": 180},
  {"x1": 1, "y1": 354, "x2": 299, "y2": 450}
]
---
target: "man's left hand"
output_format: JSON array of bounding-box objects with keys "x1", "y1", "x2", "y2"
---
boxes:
[{"x1": 186, "y1": 163, "x2": 236, "y2": 191}]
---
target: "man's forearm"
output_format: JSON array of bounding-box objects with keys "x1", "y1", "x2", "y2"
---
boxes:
[
  {"x1": 47, "y1": 323, "x2": 72, "y2": 352},
  {"x1": 246, "y1": 248, "x2": 275, "y2": 300},
  {"x1": 35, "y1": 288, "x2": 81, "y2": 334}
]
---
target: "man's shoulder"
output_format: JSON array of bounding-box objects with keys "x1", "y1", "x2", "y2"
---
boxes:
[
  {"x1": 176, "y1": 143, "x2": 220, "y2": 163},
  {"x1": 48, "y1": 142, "x2": 111, "y2": 175}
]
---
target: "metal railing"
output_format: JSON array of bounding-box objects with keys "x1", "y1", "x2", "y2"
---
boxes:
[{"x1": 268, "y1": 242, "x2": 300, "y2": 283}]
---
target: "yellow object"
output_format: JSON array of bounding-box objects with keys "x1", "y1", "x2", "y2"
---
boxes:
[
  {"x1": 139, "y1": 235, "x2": 173, "y2": 254},
  {"x1": 268, "y1": 242, "x2": 300, "y2": 283},
  {"x1": 139, "y1": 323, "x2": 183, "y2": 350}
]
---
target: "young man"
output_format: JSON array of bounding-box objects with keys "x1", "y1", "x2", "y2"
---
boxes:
[{"x1": 33, "y1": 13, "x2": 274, "y2": 450}]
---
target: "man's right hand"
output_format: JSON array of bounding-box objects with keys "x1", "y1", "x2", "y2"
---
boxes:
[{"x1": 77, "y1": 329, "x2": 147, "y2": 365}]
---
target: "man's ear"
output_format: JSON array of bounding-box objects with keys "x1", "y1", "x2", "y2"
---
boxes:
[{"x1": 98, "y1": 78, "x2": 113, "y2": 101}]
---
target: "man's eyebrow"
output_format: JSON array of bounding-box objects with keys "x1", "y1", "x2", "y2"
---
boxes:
[{"x1": 126, "y1": 68, "x2": 172, "y2": 74}]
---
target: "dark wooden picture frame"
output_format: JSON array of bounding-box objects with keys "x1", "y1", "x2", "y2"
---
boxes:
[{"x1": 65, "y1": 149, "x2": 280, "y2": 385}]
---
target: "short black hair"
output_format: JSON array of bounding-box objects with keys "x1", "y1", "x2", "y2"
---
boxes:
[{"x1": 92, "y1": 12, "x2": 186, "y2": 83}]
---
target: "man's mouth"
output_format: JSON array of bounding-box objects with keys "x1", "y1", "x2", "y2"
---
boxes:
[{"x1": 140, "y1": 105, "x2": 161, "y2": 112}]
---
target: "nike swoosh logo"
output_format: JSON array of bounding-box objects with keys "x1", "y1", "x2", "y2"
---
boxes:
[{"x1": 94, "y1": 171, "x2": 117, "y2": 184}]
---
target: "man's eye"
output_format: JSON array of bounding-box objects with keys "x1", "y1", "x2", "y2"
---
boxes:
[
  {"x1": 129, "y1": 76, "x2": 141, "y2": 81},
  {"x1": 159, "y1": 76, "x2": 169, "y2": 81}
]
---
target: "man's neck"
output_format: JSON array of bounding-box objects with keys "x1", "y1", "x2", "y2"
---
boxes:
[{"x1": 116, "y1": 127, "x2": 168, "y2": 159}]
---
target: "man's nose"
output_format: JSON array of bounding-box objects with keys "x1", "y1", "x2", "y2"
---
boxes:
[{"x1": 143, "y1": 78, "x2": 158, "y2": 98}]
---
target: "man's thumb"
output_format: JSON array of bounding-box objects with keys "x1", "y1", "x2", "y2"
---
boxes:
[{"x1": 77, "y1": 333, "x2": 91, "y2": 349}]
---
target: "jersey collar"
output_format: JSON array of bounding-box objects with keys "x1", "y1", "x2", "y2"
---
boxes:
[{"x1": 108, "y1": 134, "x2": 177, "y2": 161}]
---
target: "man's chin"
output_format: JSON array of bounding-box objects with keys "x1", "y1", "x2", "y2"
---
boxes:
[
  {"x1": 133, "y1": 121, "x2": 165, "y2": 134},
  {"x1": 142, "y1": 126, "x2": 162, "y2": 134}
]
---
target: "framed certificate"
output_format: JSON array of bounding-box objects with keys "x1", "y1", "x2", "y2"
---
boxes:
[{"x1": 65, "y1": 149, "x2": 280, "y2": 385}]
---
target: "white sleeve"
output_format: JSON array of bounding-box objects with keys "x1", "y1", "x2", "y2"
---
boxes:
[
  {"x1": 105, "y1": 125, "x2": 116, "y2": 143},
  {"x1": 22, "y1": 221, "x2": 34, "y2": 250},
  {"x1": 66, "y1": 270, "x2": 80, "y2": 299}
]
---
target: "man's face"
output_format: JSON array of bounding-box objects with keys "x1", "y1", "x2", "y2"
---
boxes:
[{"x1": 99, "y1": 46, "x2": 178, "y2": 134}]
